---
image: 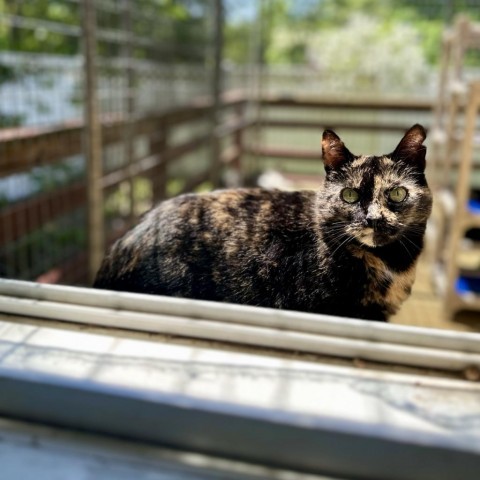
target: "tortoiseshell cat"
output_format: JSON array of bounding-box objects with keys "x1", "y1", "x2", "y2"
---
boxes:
[{"x1": 94, "y1": 125, "x2": 432, "y2": 321}]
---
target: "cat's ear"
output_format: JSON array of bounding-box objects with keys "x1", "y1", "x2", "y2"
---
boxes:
[
  {"x1": 391, "y1": 124, "x2": 427, "y2": 170},
  {"x1": 322, "y1": 130, "x2": 354, "y2": 170}
]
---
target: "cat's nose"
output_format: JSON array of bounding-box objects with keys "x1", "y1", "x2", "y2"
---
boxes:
[
  {"x1": 365, "y1": 217, "x2": 380, "y2": 229},
  {"x1": 366, "y1": 204, "x2": 381, "y2": 229}
]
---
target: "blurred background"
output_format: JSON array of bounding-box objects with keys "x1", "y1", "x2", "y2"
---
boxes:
[{"x1": 2, "y1": 0, "x2": 480, "y2": 330}]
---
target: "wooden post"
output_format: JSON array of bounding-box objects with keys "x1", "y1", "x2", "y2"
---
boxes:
[
  {"x1": 443, "y1": 16, "x2": 469, "y2": 188},
  {"x1": 151, "y1": 121, "x2": 168, "y2": 203},
  {"x1": 123, "y1": 0, "x2": 136, "y2": 224},
  {"x1": 82, "y1": 0, "x2": 104, "y2": 284},
  {"x1": 233, "y1": 102, "x2": 245, "y2": 182},
  {"x1": 209, "y1": 0, "x2": 224, "y2": 189},
  {"x1": 430, "y1": 30, "x2": 452, "y2": 190}
]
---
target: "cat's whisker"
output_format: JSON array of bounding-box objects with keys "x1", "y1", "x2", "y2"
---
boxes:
[
  {"x1": 323, "y1": 233, "x2": 349, "y2": 246},
  {"x1": 324, "y1": 229, "x2": 351, "y2": 239},
  {"x1": 322, "y1": 226, "x2": 352, "y2": 239},
  {"x1": 329, "y1": 234, "x2": 355, "y2": 257},
  {"x1": 324, "y1": 236, "x2": 348, "y2": 244},
  {"x1": 401, "y1": 234, "x2": 422, "y2": 252},
  {"x1": 398, "y1": 239, "x2": 415, "y2": 262}
]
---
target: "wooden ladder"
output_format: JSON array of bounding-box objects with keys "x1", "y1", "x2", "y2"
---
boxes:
[
  {"x1": 431, "y1": 16, "x2": 480, "y2": 318},
  {"x1": 443, "y1": 81, "x2": 480, "y2": 317}
]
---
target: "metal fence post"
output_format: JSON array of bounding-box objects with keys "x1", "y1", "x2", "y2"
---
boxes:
[{"x1": 82, "y1": 0, "x2": 104, "y2": 284}]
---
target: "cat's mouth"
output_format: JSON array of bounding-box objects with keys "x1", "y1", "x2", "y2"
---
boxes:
[{"x1": 356, "y1": 228, "x2": 396, "y2": 248}]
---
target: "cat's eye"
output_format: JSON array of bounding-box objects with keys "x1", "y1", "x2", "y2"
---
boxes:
[
  {"x1": 341, "y1": 188, "x2": 360, "y2": 204},
  {"x1": 389, "y1": 187, "x2": 408, "y2": 203}
]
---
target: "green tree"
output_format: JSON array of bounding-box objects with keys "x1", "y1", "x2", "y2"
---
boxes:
[{"x1": 223, "y1": 0, "x2": 480, "y2": 66}]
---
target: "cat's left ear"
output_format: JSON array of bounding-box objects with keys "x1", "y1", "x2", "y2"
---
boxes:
[
  {"x1": 391, "y1": 124, "x2": 427, "y2": 171},
  {"x1": 322, "y1": 130, "x2": 354, "y2": 170}
]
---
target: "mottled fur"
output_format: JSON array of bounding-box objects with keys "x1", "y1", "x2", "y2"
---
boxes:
[{"x1": 94, "y1": 125, "x2": 432, "y2": 321}]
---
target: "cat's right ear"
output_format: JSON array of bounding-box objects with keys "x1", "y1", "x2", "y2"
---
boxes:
[
  {"x1": 391, "y1": 124, "x2": 427, "y2": 171},
  {"x1": 322, "y1": 130, "x2": 354, "y2": 171}
]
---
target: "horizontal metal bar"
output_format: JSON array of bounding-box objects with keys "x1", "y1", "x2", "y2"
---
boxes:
[
  {"x1": 0, "y1": 51, "x2": 82, "y2": 68},
  {"x1": 0, "y1": 367, "x2": 478, "y2": 480},
  {"x1": 1, "y1": 289, "x2": 480, "y2": 372},
  {"x1": 0, "y1": 14, "x2": 81, "y2": 37},
  {"x1": 1, "y1": 279, "x2": 480, "y2": 356}
]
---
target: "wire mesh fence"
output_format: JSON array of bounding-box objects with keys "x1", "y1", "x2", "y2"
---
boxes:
[
  {"x1": 0, "y1": 0, "x2": 252, "y2": 285},
  {"x1": 2, "y1": 0, "x2": 480, "y2": 287}
]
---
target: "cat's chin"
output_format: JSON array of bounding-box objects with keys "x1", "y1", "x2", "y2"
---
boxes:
[{"x1": 356, "y1": 229, "x2": 394, "y2": 248}]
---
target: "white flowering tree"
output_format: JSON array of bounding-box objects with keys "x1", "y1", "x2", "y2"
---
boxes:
[
  {"x1": 264, "y1": 13, "x2": 432, "y2": 96},
  {"x1": 306, "y1": 14, "x2": 431, "y2": 95}
]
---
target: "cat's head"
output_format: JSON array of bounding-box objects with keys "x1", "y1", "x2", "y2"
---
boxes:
[{"x1": 319, "y1": 124, "x2": 432, "y2": 248}]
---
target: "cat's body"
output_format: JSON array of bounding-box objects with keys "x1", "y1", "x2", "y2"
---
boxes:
[{"x1": 94, "y1": 125, "x2": 432, "y2": 321}]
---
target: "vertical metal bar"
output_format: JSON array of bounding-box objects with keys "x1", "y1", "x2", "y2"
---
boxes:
[
  {"x1": 209, "y1": 0, "x2": 224, "y2": 189},
  {"x1": 82, "y1": 0, "x2": 104, "y2": 283}
]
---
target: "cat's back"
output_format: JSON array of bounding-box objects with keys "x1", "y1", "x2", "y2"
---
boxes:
[
  {"x1": 93, "y1": 188, "x2": 317, "y2": 294},
  {"x1": 167, "y1": 186, "x2": 313, "y2": 223},
  {"x1": 138, "y1": 187, "x2": 315, "y2": 237}
]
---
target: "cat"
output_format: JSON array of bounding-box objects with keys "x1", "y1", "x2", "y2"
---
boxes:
[{"x1": 94, "y1": 124, "x2": 432, "y2": 322}]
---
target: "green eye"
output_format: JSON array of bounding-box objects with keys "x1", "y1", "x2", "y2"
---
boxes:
[
  {"x1": 389, "y1": 187, "x2": 407, "y2": 203},
  {"x1": 341, "y1": 188, "x2": 360, "y2": 204}
]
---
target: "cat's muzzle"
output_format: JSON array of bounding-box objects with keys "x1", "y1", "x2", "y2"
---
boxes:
[{"x1": 358, "y1": 226, "x2": 396, "y2": 248}]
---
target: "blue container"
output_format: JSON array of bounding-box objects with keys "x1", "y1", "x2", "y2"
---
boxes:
[
  {"x1": 468, "y1": 198, "x2": 480, "y2": 214},
  {"x1": 456, "y1": 276, "x2": 480, "y2": 294}
]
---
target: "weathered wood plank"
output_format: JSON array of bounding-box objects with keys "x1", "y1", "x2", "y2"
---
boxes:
[
  {"x1": 245, "y1": 146, "x2": 321, "y2": 161},
  {"x1": 262, "y1": 119, "x2": 431, "y2": 133},
  {"x1": 0, "y1": 96, "x2": 248, "y2": 176},
  {"x1": 0, "y1": 182, "x2": 86, "y2": 246}
]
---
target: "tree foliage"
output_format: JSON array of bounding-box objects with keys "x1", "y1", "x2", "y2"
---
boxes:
[
  {"x1": 0, "y1": 0, "x2": 209, "y2": 61},
  {"x1": 224, "y1": 0, "x2": 480, "y2": 65},
  {"x1": 0, "y1": 0, "x2": 80, "y2": 54},
  {"x1": 3, "y1": 0, "x2": 480, "y2": 67}
]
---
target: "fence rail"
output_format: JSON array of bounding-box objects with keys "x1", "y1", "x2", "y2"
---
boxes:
[
  {"x1": 249, "y1": 94, "x2": 433, "y2": 161},
  {"x1": 0, "y1": 92, "x2": 249, "y2": 284}
]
